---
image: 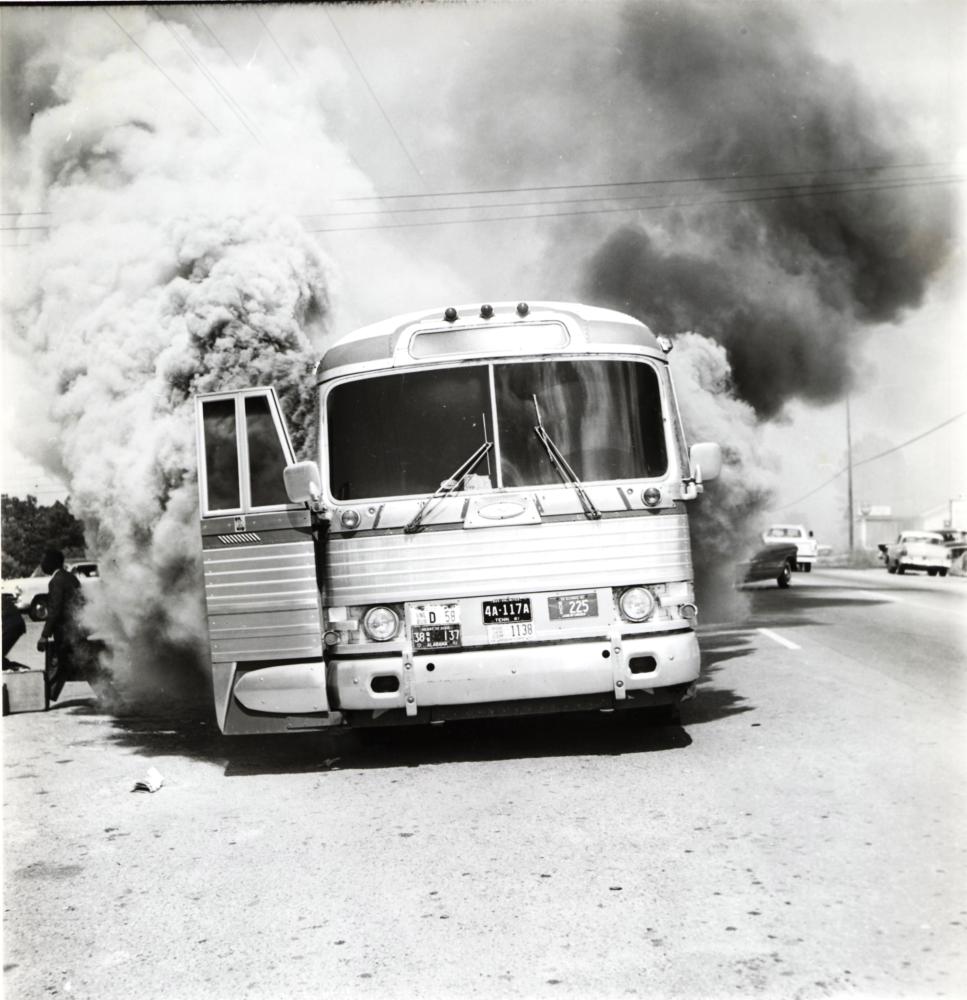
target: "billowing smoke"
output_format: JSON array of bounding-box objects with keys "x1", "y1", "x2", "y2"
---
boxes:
[
  {"x1": 574, "y1": 3, "x2": 954, "y2": 614},
  {"x1": 2, "y1": 11, "x2": 362, "y2": 700},
  {"x1": 581, "y1": 5, "x2": 952, "y2": 416}
]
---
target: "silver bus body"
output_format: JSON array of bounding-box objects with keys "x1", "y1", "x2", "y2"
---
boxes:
[{"x1": 194, "y1": 302, "x2": 719, "y2": 734}]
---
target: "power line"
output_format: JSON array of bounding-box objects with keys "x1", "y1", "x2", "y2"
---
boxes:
[
  {"x1": 7, "y1": 163, "x2": 956, "y2": 226},
  {"x1": 253, "y1": 7, "x2": 299, "y2": 77},
  {"x1": 774, "y1": 410, "x2": 967, "y2": 512},
  {"x1": 300, "y1": 173, "x2": 963, "y2": 220},
  {"x1": 334, "y1": 160, "x2": 953, "y2": 203},
  {"x1": 192, "y1": 9, "x2": 240, "y2": 70},
  {"x1": 324, "y1": 9, "x2": 424, "y2": 188},
  {"x1": 104, "y1": 10, "x2": 222, "y2": 136},
  {"x1": 150, "y1": 6, "x2": 262, "y2": 144},
  {"x1": 308, "y1": 174, "x2": 964, "y2": 233}
]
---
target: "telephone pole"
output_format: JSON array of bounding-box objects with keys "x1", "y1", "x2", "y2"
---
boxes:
[{"x1": 846, "y1": 395, "x2": 855, "y2": 552}]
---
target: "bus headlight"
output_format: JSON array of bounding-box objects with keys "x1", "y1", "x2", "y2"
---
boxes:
[
  {"x1": 619, "y1": 586, "x2": 655, "y2": 622},
  {"x1": 362, "y1": 606, "x2": 400, "y2": 642}
]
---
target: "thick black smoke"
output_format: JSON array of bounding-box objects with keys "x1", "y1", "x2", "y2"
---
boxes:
[{"x1": 583, "y1": 3, "x2": 953, "y2": 417}]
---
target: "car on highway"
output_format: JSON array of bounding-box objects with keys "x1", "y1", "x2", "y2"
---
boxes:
[
  {"x1": 738, "y1": 541, "x2": 799, "y2": 589},
  {"x1": 761, "y1": 524, "x2": 818, "y2": 572},
  {"x1": 877, "y1": 531, "x2": 951, "y2": 577},
  {"x1": 0, "y1": 561, "x2": 100, "y2": 621}
]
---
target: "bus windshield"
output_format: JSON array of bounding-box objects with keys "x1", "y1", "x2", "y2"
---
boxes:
[{"x1": 327, "y1": 359, "x2": 668, "y2": 500}]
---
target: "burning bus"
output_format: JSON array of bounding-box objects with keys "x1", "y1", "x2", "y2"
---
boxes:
[{"x1": 194, "y1": 302, "x2": 721, "y2": 735}]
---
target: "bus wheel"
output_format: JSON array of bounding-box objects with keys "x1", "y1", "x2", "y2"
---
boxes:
[
  {"x1": 29, "y1": 596, "x2": 48, "y2": 622},
  {"x1": 896, "y1": 563, "x2": 905, "y2": 575},
  {"x1": 927, "y1": 568, "x2": 937, "y2": 577},
  {"x1": 939, "y1": 568, "x2": 949, "y2": 577},
  {"x1": 777, "y1": 563, "x2": 792, "y2": 588},
  {"x1": 803, "y1": 563, "x2": 812, "y2": 573}
]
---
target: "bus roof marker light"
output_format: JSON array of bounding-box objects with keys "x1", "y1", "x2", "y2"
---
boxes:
[
  {"x1": 480, "y1": 304, "x2": 494, "y2": 319},
  {"x1": 443, "y1": 307, "x2": 458, "y2": 322},
  {"x1": 516, "y1": 302, "x2": 529, "y2": 317},
  {"x1": 657, "y1": 335, "x2": 673, "y2": 353}
]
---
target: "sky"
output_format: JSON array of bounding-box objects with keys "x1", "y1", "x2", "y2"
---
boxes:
[{"x1": 2, "y1": 0, "x2": 965, "y2": 553}]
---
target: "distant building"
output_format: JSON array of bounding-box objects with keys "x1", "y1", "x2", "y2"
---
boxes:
[{"x1": 917, "y1": 498, "x2": 967, "y2": 531}]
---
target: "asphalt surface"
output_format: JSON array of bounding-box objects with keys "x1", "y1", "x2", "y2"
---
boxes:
[{"x1": 3, "y1": 567, "x2": 966, "y2": 1000}]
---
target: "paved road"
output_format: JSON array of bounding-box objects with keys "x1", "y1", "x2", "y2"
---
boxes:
[{"x1": 3, "y1": 569, "x2": 966, "y2": 1000}]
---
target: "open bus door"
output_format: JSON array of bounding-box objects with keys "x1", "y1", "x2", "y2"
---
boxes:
[{"x1": 195, "y1": 388, "x2": 333, "y2": 734}]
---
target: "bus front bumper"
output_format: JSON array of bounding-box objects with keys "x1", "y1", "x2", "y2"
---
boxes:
[{"x1": 331, "y1": 627, "x2": 700, "y2": 716}]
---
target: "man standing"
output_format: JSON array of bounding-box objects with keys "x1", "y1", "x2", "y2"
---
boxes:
[{"x1": 37, "y1": 548, "x2": 82, "y2": 702}]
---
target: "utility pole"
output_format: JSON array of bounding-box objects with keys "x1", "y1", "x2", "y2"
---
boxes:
[{"x1": 846, "y1": 395, "x2": 855, "y2": 552}]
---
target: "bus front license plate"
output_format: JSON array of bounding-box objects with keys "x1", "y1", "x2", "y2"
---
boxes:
[
  {"x1": 482, "y1": 598, "x2": 532, "y2": 624},
  {"x1": 412, "y1": 626, "x2": 462, "y2": 650},
  {"x1": 486, "y1": 622, "x2": 535, "y2": 644},
  {"x1": 548, "y1": 592, "x2": 598, "y2": 620}
]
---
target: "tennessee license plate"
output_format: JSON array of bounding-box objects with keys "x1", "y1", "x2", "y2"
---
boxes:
[
  {"x1": 412, "y1": 625, "x2": 462, "y2": 650},
  {"x1": 481, "y1": 597, "x2": 532, "y2": 624}
]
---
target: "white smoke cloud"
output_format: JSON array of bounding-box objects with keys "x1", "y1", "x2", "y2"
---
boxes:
[
  {"x1": 0, "y1": 9, "x2": 468, "y2": 700},
  {"x1": 670, "y1": 334, "x2": 777, "y2": 621}
]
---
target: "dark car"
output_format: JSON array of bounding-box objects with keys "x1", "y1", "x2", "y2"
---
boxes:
[{"x1": 738, "y1": 542, "x2": 798, "y2": 589}]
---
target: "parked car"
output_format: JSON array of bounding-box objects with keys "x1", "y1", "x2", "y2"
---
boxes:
[
  {"x1": 738, "y1": 542, "x2": 799, "y2": 589},
  {"x1": 0, "y1": 561, "x2": 100, "y2": 621},
  {"x1": 877, "y1": 532, "x2": 951, "y2": 577},
  {"x1": 761, "y1": 524, "x2": 819, "y2": 572}
]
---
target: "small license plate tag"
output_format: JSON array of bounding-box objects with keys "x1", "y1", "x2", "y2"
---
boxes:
[
  {"x1": 548, "y1": 592, "x2": 598, "y2": 620},
  {"x1": 409, "y1": 603, "x2": 460, "y2": 627},
  {"x1": 412, "y1": 625, "x2": 462, "y2": 650},
  {"x1": 481, "y1": 597, "x2": 532, "y2": 624},
  {"x1": 486, "y1": 622, "x2": 535, "y2": 644}
]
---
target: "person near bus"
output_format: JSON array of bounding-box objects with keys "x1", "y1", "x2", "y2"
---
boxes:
[
  {"x1": 36, "y1": 548, "x2": 83, "y2": 701},
  {"x1": 2, "y1": 591, "x2": 26, "y2": 668}
]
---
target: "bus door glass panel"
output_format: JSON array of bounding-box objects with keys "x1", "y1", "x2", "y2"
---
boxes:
[
  {"x1": 245, "y1": 394, "x2": 291, "y2": 507},
  {"x1": 494, "y1": 360, "x2": 668, "y2": 487},
  {"x1": 327, "y1": 366, "x2": 492, "y2": 500},
  {"x1": 202, "y1": 397, "x2": 242, "y2": 512}
]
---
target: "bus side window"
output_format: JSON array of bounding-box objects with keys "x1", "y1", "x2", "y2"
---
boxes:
[
  {"x1": 202, "y1": 398, "x2": 241, "y2": 512},
  {"x1": 245, "y1": 394, "x2": 290, "y2": 507}
]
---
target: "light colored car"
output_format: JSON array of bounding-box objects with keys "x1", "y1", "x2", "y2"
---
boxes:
[
  {"x1": 1, "y1": 561, "x2": 100, "y2": 621},
  {"x1": 878, "y1": 532, "x2": 951, "y2": 577},
  {"x1": 761, "y1": 524, "x2": 818, "y2": 572}
]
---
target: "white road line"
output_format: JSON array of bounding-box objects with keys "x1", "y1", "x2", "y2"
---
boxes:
[{"x1": 757, "y1": 627, "x2": 801, "y2": 650}]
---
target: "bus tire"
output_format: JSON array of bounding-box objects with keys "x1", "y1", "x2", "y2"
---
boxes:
[
  {"x1": 777, "y1": 562, "x2": 792, "y2": 588},
  {"x1": 803, "y1": 563, "x2": 812, "y2": 573},
  {"x1": 896, "y1": 563, "x2": 905, "y2": 575},
  {"x1": 29, "y1": 596, "x2": 48, "y2": 622},
  {"x1": 939, "y1": 568, "x2": 948, "y2": 577},
  {"x1": 887, "y1": 561, "x2": 897, "y2": 574}
]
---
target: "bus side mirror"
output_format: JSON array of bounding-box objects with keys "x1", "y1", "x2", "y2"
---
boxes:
[
  {"x1": 284, "y1": 461, "x2": 323, "y2": 509},
  {"x1": 690, "y1": 442, "x2": 722, "y2": 483}
]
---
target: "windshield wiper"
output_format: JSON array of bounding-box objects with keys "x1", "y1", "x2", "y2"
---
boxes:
[
  {"x1": 532, "y1": 395, "x2": 601, "y2": 521},
  {"x1": 404, "y1": 439, "x2": 494, "y2": 534}
]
